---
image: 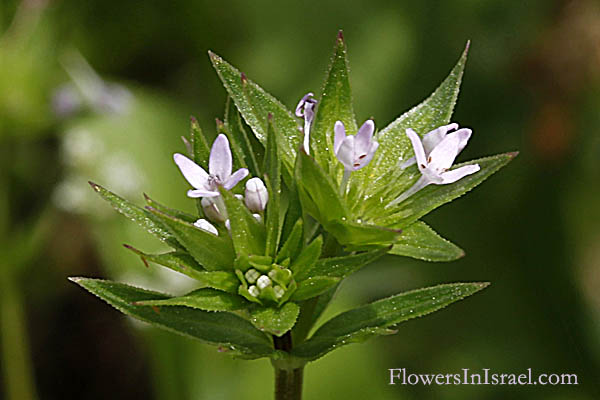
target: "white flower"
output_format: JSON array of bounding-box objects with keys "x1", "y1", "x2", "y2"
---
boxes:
[
  {"x1": 334, "y1": 120, "x2": 379, "y2": 171},
  {"x1": 244, "y1": 177, "x2": 269, "y2": 213},
  {"x1": 295, "y1": 92, "x2": 318, "y2": 154},
  {"x1": 193, "y1": 218, "x2": 219, "y2": 235},
  {"x1": 400, "y1": 123, "x2": 468, "y2": 169},
  {"x1": 173, "y1": 134, "x2": 248, "y2": 198},
  {"x1": 201, "y1": 197, "x2": 227, "y2": 222},
  {"x1": 387, "y1": 125, "x2": 480, "y2": 207}
]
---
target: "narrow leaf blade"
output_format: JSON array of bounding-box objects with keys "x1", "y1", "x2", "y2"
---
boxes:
[
  {"x1": 390, "y1": 221, "x2": 464, "y2": 262},
  {"x1": 220, "y1": 188, "x2": 266, "y2": 257},
  {"x1": 135, "y1": 288, "x2": 247, "y2": 311}
]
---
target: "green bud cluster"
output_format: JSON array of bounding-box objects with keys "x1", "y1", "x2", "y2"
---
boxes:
[{"x1": 234, "y1": 254, "x2": 297, "y2": 306}]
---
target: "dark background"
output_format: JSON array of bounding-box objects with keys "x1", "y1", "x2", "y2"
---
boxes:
[{"x1": 1, "y1": 0, "x2": 599, "y2": 399}]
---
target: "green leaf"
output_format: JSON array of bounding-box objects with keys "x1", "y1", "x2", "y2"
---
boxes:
[
  {"x1": 70, "y1": 278, "x2": 273, "y2": 359},
  {"x1": 276, "y1": 219, "x2": 303, "y2": 264},
  {"x1": 376, "y1": 152, "x2": 518, "y2": 228},
  {"x1": 220, "y1": 187, "x2": 266, "y2": 256},
  {"x1": 134, "y1": 288, "x2": 247, "y2": 312},
  {"x1": 390, "y1": 221, "x2": 464, "y2": 262},
  {"x1": 89, "y1": 182, "x2": 181, "y2": 249},
  {"x1": 302, "y1": 247, "x2": 389, "y2": 280},
  {"x1": 311, "y1": 31, "x2": 357, "y2": 171},
  {"x1": 290, "y1": 277, "x2": 340, "y2": 302},
  {"x1": 291, "y1": 235, "x2": 322, "y2": 279},
  {"x1": 146, "y1": 206, "x2": 235, "y2": 271},
  {"x1": 326, "y1": 220, "x2": 401, "y2": 248},
  {"x1": 123, "y1": 245, "x2": 239, "y2": 292},
  {"x1": 224, "y1": 96, "x2": 262, "y2": 176},
  {"x1": 209, "y1": 51, "x2": 300, "y2": 173},
  {"x1": 293, "y1": 282, "x2": 489, "y2": 361},
  {"x1": 190, "y1": 116, "x2": 211, "y2": 168},
  {"x1": 249, "y1": 302, "x2": 300, "y2": 337},
  {"x1": 143, "y1": 193, "x2": 197, "y2": 223},
  {"x1": 357, "y1": 43, "x2": 469, "y2": 196},
  {"x1": 264, "y1": 117, "x2": 282, "y2": 257}
]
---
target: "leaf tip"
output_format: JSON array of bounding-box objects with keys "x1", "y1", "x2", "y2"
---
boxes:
[
  {"x1": 241, "y1": 72, "x2": 248, "y2": 84},
  {"x1": 337, "y1": 29, "x2": 344, "y2": 42},
  {"x1": 67, "y1": 276, "x2": 82, "y2": 283},
  {"x1": 464, "y1": 40, "x2": 471, "y2": 54},
  {"x1": 507, "y1": 151, "x2": 519, "y2": 159},
  {"x1": 207, "y1": 50, "x2": 218, "y2": 60},
  {"x1": 88, "y1": 181, "x2": 100, "y2": 191}
]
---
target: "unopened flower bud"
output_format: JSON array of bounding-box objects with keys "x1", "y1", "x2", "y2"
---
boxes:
[
  {"x1": 256, "y1": 275, "x2": 272, "y2": 290},
  {"x1": 273, "y1": 285, "x2": 285, "y2": 299},
  {"x1": 201, "y1": 196, "x2": 227, "y2": 222},
  {"x1": 248, "y1": 285, "x2": 260, "y2": 297},
  {"x1": 244, "y1": 177, "x2": 268, "y2": 212},
  {"x1": 245, "y1": 269, "x2": 260, "y2": 284},
  {"x1": 193, "y1": 218, "x2": 218, "y2": 235}
]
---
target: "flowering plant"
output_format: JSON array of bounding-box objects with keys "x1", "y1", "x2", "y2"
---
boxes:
[{"x1": 71, "y1": 32, "x2": 515, "y2": 399}]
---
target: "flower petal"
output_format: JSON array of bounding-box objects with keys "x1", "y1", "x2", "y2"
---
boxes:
[
  {"x1": 333, "y1": 121, "x2": 346, "y2": 154},
  {"x1": 223, "y1": 168, "x2": 249, "y2": 190},
  {"x1": 405, "y1": 129, "x2": 427, "y2": 170},
  {"x1": 209, "y1": 134, "x2": 233, "y2": 181},
  {"x1": 295, "y1": 92, "x2": 314, "y2": 117},
  {"x1": 355, "y1": 119, "x2": 375, "y2": 154},
  {"x1": 421, "y1": 123, "x2": 458, "y2": 154},
  {"x1": 427, "y1": 130, "x2": 465, "y2": 172},
  {"x1": 187, "y1": 189, "x2": 219, "y2": 198},
  {"x1": 354, "y1": 140, "x2": 378, "y2": 171},
  {"x1": 386, "y1": 175, "x2": 432, "y2": 208},
  {"x1": 173, "y1": 153, "x2": 209, "y2": 189},
  {"x1": 455, "y1": 128, "x2": 472, "y2": 154},
  {"x1": 336, "y1": 135, "x2": 355, "y2": 170},
  {"x1": 439, "y1": 164, "x2": 480, "y2": 184}
]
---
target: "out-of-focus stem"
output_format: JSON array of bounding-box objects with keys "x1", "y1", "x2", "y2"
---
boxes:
[{"x1": 273, "y1": 332, "x2": 304, "y2": 400}]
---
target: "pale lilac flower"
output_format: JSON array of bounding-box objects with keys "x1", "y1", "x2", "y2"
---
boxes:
[
  {"x1": 387, "y1": 126, "x2": 480, "y2": 208},
  {"x1": 244, "y1": 177, "x2": 268, "y2": 213},
  {"x1": 295, "y1": 92, "x2": 318, "y2": 154},
  {"x1": 334, "y1": 120, "x2": 379, "y2": 171},
  {"x1": 193, "y1": 218, "x2": 219, "y2": 235},
  {"x1": 201, "y1": 197, "x2": 227, "y2": 222},
  {"x1": 173, "y1": 134, "x2": 248, "y2": 198},
  {"x1": 400, "y1": 123, "x2": 468, "y2": 169}
]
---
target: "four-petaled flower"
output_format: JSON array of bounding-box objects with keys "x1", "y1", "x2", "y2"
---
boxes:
[
  {"x1": 174, "y1": 134, "x2": 248, "y2": 198},
  {"x1": 295, "y1": 92, "x2": 318, "y2": 155},
  {"x1": 334, "y1": 120, "x2": 379, "y2": 171},
  {"x1": 387, "y1": 125, "x2": 480, "y2": 208}
]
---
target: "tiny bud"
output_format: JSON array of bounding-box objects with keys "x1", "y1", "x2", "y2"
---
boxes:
[
  {"x1": 244, "y1": 177, "x2": 269, "y2": 212},
  {"x1": 256, "y1": 275, "x2": 272, "y2": 290},
  {"x1": 201, "y1": 197, "x2": 227, "y2": 222},
  {"x1": 248, "y1": 285, "x2": 260, "y2": 297},
  {"x1": 245, "y1": 269, "x2": 260, "y2": 284},
  {"x1": 193, "y1": 219, "x2": 218, "y2": 235},
  {"x1": 273, "y1": 285, "x2": 285, "y2": 299},
  {"x1": 253, "y1": 213, "x2": 262, "y2": 223}
]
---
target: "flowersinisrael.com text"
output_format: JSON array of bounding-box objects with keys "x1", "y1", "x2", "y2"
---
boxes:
[{"x1": 388, "y1": 368, "x2": 578, "y2": 386}]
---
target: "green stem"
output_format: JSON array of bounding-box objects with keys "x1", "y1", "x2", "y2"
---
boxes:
[
  {"x1": 339, "y1": 169, "x2": 351, "y2": 196},
  {"x1": 273, "y1": 332, "x2": 304, "y2": 400}
]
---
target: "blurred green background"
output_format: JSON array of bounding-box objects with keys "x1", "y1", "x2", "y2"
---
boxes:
[{"x1": 1, "y1": 0, "x2": 599, "y2": 399}]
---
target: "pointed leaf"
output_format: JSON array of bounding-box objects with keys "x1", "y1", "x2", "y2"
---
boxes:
[
  {"x1": 146, "y1": 206, "x2": 235, "y2": 271},
  {"x1": 249, "y1": 302, "x2": 300, "y2": 337},
  {"x1": 224, "y1": 96, "x2": 262, "y2": 176},
  {"x1": 220, "y1": 187, "x2": 266, "y2": 256},
  {"x1": 190, "y1": 116, "x2": 211, "y2": 168},
  {"x1": 123, "y1": 246, "x2": 239, "y2": 292},
  {"x1": 264, "y1": 117, "x2": 282, "y2": 257},
  {"x1": 89, "y1": 182, "x2": 181, "y2": 249},
  {"x1": 209, "y1": 52, "x2": 300, "y2": 172},
  {"x1": 311, "y1": 31, "x2": 357, "y2": 170},
  {"x1": 70, "y1": 278, "x2": 273, "y2": 359},
  {"x1": 276, "y1": 219, "x2": 303, "y2": 263},
  {"x1": 390, "y1": 221, "x2": 464, "y2": 262},
  {"x1": 291, "y1": 235, "x2": 322, "y2": 278},
  {"x1": 302, "y1": 247, "x2": 389, "y2": 280},
  {"x1": 134, "y1": 288, "x2": 247, "y2": 311},
  {"x1": 358, "y1": 43, "x2": 469, "y2": 195},
  {"x1": 293, "y1": 282, "x2": 489, "y2": 361},
  {"x1": 143, "y1": 193, "x2": 197, "y2": 223},
  {"x1": 290, "y1": 277, "x2": 340, "y2": 302}
]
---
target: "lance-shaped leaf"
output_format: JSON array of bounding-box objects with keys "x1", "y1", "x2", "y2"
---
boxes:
[
  {"x1": 123, "y1": 245, "x2": 239, "y2": 292},
  {"x1": 224, "y1": 97, "x2": 262, "y2": 176},
  {"x1": 291, "y1": 235, "x2": 322, "y2": 278},
  {"x1": 134, "y1": 288, "x2": 247, "y2": 312},
  {"x1": 264, "y1": 116, "x2": 282, "y2": 257},
  {"x1": 376, "y1": 152, "x2": 518, "y2": 228},
  {"x1": 249, "y1": 302, "x2": 300, "y2": 337},
  {"x1": 276, "y1": 219, "x2": 303, "y2": 264},
  {"x1": 190, "y1": 116, "x2": 211, "y2": 168},
  {"x1": 143, "y1": 193, "x2": 197, "y2": 223},
  {"x1": 70, "y1": 278, "x2": 274, "y2": 359},
  {"x1": 220, "y1": 187, "x2": 266, "y2": 256},
  {"x1": 300, "y1": 247, "x2": 390, "y2": 280},
  {"x1": 292, "y1": 282, "x2": 489, "y2": 361},
  {"x1": 146, "y1": 206, "x2": 235, "y2": 271},
  {"x1": 311, "y1": 31, "x2": 357, "y2": 171},
  {"x1": 89, "y1": 182, "x2": 181, "y2": 249},
  {"x1": 290, "y1": 277, "x2": 340, "y2": 302},
  {"x1": 389, "y1": 221, "x2": 464, "y2": 262},
  {"x1": 357, "y1": 42, "x2": 469, "y2": 195},
  {"x1": 209, "y1": 51, "x2": 300, "y2": 172}
]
